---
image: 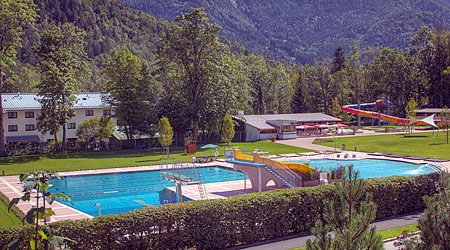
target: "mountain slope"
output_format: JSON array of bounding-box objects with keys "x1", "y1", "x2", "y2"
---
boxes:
[{"x1": 122, "y1": 0, "x2": 450, "y2": 65}]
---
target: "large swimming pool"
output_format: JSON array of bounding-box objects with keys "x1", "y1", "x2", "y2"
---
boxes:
[
  {"x1": 288, "y1": 158, "x2": 434, "y2": 179},
  {"x1": 49, "y1": 167, "x2": 246, "y2": 217}
]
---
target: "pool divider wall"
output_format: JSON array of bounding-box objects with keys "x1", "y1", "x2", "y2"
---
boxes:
[{"x1": 0, "y1": 173, "x2": 440, "y2": 250}]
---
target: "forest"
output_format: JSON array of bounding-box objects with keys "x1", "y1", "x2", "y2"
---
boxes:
[
  {"x1": 122, "y1": 0, "x2": 450, "y2": 65},
  {"x1": 2, "y1": 0, "x2": 450, "y2": 143}
]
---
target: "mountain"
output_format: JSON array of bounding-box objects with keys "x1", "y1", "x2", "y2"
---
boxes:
[{"x1": 121, "y1": 0, "x2": 450, "y2": 65}]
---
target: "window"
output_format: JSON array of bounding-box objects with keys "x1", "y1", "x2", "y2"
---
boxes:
[
  {"x1": 85, "y1": 110, "x2": 94, "y2": 116},
  {"x1": 68, "y1": 123, "x2": 76, "y2": 129},
  {"x1": 25, "y1": 124, "x2": 35, "y2": 131},
  {"x1": 25, "y1": 111, "x2": 34, "y2": 118},
  {"x1": 8, "y1": 125, "x2": 18, "y2": 132},
  {"x1": 8, "y1": 112, "x2": 17, "y2": 119},
  {"x1": 103, "y1": 109, "x2": 111, "y2": 116}
]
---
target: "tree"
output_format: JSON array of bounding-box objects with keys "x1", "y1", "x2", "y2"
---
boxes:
[
  {"x1": 8, "y1": 171, "x2": 74, "y2": 249},
  {"x1": 306, "y1": 165, "x2": 383, "y2": 250},
  {"x1": 158, "y1": 8, "x2": 226, "y2": 141},
  {"x1": 330, "y1": 97, "x2": 343, "y2": 120},
  {"x1": 417, "y1": 171, "x2": 450, "y2": 249},
  {"x1": 331, "y1": 46, "x2": 345, "y2": 74},
  {"x1": 35, "y1": 23, "x2": 87, "y2": 152},
  {"x1": 76, "y1": 116, "x2": 114, "y2": 150},
  {"x1": 439, "y1": 107, "x2": 450, "y2": 144},
  {"x1": 221, "y1": 113, "x2": 235, "y2": 146},
  {"x1": 405, "y1": 98, "x2": 419, "y2": 136},
  {"x1": 291, "y1": 70, "x2": 306, "y2": 113},
  {"x1": 0, "y1": 0, "x2": 37, "y2": 155},
  {"x1": 104, "y1": 48, "x2": 160, "y2": 145},
  {"x1": 158, "y1": 117, "x2": 173, "y2": 159}
]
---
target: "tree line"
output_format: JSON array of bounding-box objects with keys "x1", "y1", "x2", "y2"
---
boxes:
[{"x1": 1, "y1": 2, "x2": 450, "y2": 153}]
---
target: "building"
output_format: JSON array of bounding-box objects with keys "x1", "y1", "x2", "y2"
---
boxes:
[
  {"x1": 416, "y1": 108, "x2": 444, "y2": 119},
  {"x1": 241, "y1": 113, "x2": 341, "y2": 141},
  {"x1": 2, "y1": 93, "x2": 116, "y2": 143}
]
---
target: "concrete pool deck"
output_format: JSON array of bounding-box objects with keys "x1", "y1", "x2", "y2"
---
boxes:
[{"x1": 0, "y1": 154, "x2": 448, "y2": 222}]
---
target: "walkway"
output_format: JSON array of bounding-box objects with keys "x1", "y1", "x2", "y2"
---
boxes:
[{"x1": 228, "y1": 212, "x2": 423, "y2": 250}]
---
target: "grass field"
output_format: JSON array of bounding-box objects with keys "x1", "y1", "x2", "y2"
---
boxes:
[
  {"x1": 0, "y1": 141, "x2": 312, "y2": 176},
  {"x1": 289, "y1": 223, "x2": 419, "y2": 250},
  {"x1": 0, "y1": 201, "x2": 22, "y2": 228},
  {"x1": 316, "y1": 132, "x2": 450, "y2": 159}
]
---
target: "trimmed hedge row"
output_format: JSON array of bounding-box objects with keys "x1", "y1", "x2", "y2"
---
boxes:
[{"x1": 0, "y1": 173, "x2": 439, "y2": 249}]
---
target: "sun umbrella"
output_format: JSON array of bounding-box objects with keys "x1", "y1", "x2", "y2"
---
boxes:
[
  {"x1": 200, "y1": 144, "x2": 219, "y2": 149},
  {"x1": 303, "y1": 125, "x2": 316, "y2": 130},
  {"x1": 330, "y1": 123, "x2": 349, "y2": 128},
  {"x1": 318, "y1": 124, "x2": 329, "y2": 128}
]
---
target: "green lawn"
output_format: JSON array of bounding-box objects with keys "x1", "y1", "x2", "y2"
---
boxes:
[
  {"x1": 289, "y1": 223, "x2": 419, "y2": 250},
  {"x1": 0, "y1": 141, "x2": 312, "y2": 176},
  {"x1": 316, "y1": 132, "x2": 450, "y2": 159},
  {"x1": 0, "y1": 201, "x2": 22, "y2": 228}
]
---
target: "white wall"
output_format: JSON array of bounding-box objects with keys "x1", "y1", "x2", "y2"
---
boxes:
[
  {"x1": 3, "y1": 108, "x2": 116, "y2": 142},
  {"x1": 245, "y1": 125, "x2": 260, "y2": 142}
]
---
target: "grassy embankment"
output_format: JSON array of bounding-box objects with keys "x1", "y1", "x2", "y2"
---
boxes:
[
  {"x1": 316, "y1": 132, "x2": 450, "y2": 159},
  {"x1": 0, "y1": 141, "x2": 312, "y2": 176}
]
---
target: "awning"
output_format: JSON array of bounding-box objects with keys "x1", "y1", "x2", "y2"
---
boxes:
[{"x1": 6, "y1": 135, "x2": 40, "y2": 143}]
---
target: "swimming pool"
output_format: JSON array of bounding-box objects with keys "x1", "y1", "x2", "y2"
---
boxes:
[
  {"x1": 288, "y1": 158, "x2": 433, "y2": 179},
  {"x1": 49, "y1": 167, "x2": 246, "y2": 217}
]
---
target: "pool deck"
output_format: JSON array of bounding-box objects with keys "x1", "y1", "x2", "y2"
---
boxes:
[{"x1": 0, "y1": 154, "x2": 448, "y2": 222}]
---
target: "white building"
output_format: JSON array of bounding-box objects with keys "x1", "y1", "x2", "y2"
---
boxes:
[
  {"x1": 2, "y1": 93, "x2": 116, "y2": 143},
  {"x1": 241, "y1": 113, "x2": 342, "y2": 141}
]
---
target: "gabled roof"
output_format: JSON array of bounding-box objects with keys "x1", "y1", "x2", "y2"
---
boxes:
[
  {"x1": 242, "y1": 113, "x2": 341, "y2": 130},
  {"x1": 2, "y1": 93, "x2": 110, "y2": 112}
]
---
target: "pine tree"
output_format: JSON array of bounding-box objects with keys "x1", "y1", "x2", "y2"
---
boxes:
[
  {"x1": 418, "y1": 171, "x2": 450, "y2": 249},
  {"x1": 291, "y1": 71, "x2": 306, "y2": 113},
  {"x1": 306, "y1": 165, "x2": 383, "y2": 250},
  {"x1": 331, "y1": 46, "x2": 345, "y2": 74}
]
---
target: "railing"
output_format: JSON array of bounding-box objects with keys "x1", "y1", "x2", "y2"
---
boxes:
[
  {"x1": 422, "y1": 162, "x2": 445, "y2": 172},
  {"x1": 260, "y1": 157, "x2": 302, "y2": 187},
  {"x1": 197, "y1": 170, "x2": 208, "y2": 200},
  {"x1": 159, "y1": 160, "x2": 201, "y2": 183}
]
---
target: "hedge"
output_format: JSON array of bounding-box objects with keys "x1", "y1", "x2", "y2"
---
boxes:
[{"x1": 0, "y1": 173, "x2": 439, "y2": 249}]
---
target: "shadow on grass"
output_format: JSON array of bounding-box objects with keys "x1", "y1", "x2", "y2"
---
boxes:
[
  {"x1": 0, "y1": 154, "x2": 42, "y2": 165},
  {"x1": 403, "y1": 135, "x2": 428, "y2": 138}
]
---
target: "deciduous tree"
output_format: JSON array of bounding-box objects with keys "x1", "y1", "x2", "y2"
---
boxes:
[
  {"x1": 158, "y1": 116, "x2": 173, "y2": 159},
  {"x1": 0, "y1": 0, "x2": 37, "y2": 155},
  {"x1": 104, "y1": 48, "x2": 160, "y2": 145},
  {"x1": 35, "y1": 23, "x2": 87, "y2": 152},
  {"x1": 221, "y1": 113, "x2": 234, "y2": 146},
  {"x1": 158, "y1": 8, "x2": 225, "y2": 141}
]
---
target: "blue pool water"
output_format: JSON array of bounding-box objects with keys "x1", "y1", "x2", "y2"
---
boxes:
[
  {"x1": 288, "y1": 158, "x2": 433, "y2": 179},
  {"x1": 49, "y1": 167, "x2": 246, "y2": 217}
]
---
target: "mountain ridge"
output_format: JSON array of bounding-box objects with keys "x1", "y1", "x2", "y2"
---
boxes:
[{"x1": 122, "y1": 0, "x2": 450, "y2": 64}]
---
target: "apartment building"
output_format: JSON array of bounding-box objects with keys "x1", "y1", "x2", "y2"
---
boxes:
[{"x1": 2, "y1": 93, "x2": 116, "y2": 143}]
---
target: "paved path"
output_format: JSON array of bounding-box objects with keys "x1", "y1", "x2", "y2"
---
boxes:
[{"x1": 228, "y1": 212, "x2": 423, "y2": 250}]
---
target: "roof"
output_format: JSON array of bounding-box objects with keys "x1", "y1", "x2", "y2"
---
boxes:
[
  {"x1": 417, "y1": 108, "x2": 445, "y2": 114},
  {"x1": 242, "y1": 113, "x2": 341, "y2": 130},
  {"x1": 6, "y1": 135, "x2": 40, "y2": 143},
  {"x1": 2, "y1": 93, "x2": 110, "y2": 112}
]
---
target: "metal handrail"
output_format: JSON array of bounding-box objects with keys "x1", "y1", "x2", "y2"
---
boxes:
[
  {"x1": 422, "y1": 163, "x2": 445, "y2": 172},
  {"x1": 262, "y1": 157, "x2": 302, "y2": 187}
]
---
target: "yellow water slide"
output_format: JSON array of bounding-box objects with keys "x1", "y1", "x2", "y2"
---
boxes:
[{"x1": 233, "y1": 149, "x2": 316, "y2": 174}]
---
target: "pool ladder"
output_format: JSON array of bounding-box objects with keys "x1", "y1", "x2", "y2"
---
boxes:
[{"x1": 197, "y1": 169, "x2": 208, "y2": 200}]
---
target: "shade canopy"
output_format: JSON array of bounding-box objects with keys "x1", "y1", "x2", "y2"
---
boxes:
[
  {"x1": 200, "y1": 144, "x2": 219, "y2": 149},
  {"x1": 330, "y1": 123, "x2": 349, "y2": 128},
  {"x1": 318, "y1": 124, "x2": 329, "y2": 128}
]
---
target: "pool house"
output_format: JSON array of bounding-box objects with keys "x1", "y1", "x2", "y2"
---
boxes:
[{"x1": 240, "y1": 113, "x2": 341, "y2": 141}]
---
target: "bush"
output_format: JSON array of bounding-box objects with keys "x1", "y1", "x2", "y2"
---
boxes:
[{"x1": 0, "y1": 173, "x2": 439, "y2": 250}]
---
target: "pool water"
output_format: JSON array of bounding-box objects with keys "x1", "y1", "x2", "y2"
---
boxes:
[
  {"x1": 288, "y1": 158, "x2": 433, "y2": 179},
  {"x1": 49, "y1": 167, "x2": 246, "y2": 217}
]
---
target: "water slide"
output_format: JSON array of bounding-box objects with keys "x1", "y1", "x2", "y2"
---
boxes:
[
  {"x1": 234, "y1": 149, "x2": 316, "y2": 174},
  {"x1": 342, "y1": 99, "x2": 432, "y2": 126}
]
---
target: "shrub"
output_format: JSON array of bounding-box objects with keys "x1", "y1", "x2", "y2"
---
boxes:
[{"x1": 0, "y1": 173, "x2": 439, "y2": 250}]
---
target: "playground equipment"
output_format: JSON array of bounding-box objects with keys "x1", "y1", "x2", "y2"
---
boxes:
[
  {"x1": 227, "y1": 149, "x2": 317, "y2": 191},
  {"x1": 342, "y1": 99, "x2": 437, "y2": 127},
  {"x1": 159, "y1": 161, "x2": 207, "y2": 202}
]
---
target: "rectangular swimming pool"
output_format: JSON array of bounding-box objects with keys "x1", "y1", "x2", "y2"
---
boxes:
[{"x1": 49, "y1": 166, "x2": 246, "y2": 217}]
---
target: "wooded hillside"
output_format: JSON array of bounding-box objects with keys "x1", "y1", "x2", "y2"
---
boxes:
[{"x1": 122, "y1": 0, "x2": 450, "y2": 65}]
